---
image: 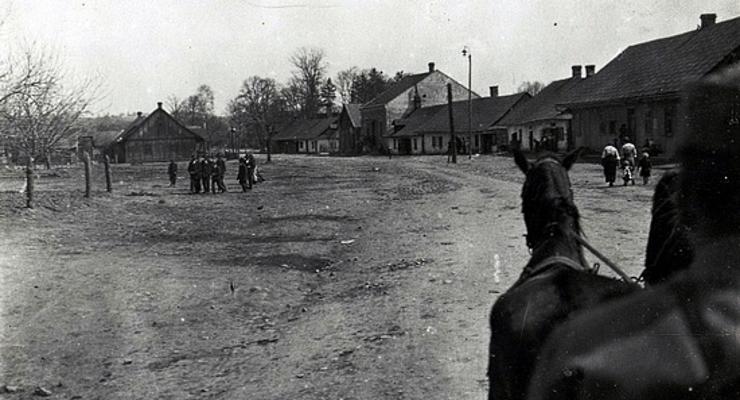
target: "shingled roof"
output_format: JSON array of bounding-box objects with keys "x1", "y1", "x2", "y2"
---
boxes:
[
  {"x1": 362, "y1": 72, "x2": 431, "y2": 107},
  {"x1": 562, "y1": 15, "x2": 740, "y2": 106},
  {"x1": 498, "y1": 77, "x2": 584, "y2": 125},
  {"x1": 273, "y1": 118, "x2": 336, "y2": 141},
  {"x1": 391, "y1": 93, "x2": 530, "y2": 137}
]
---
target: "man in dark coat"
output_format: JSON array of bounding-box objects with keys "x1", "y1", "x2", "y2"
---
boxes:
[
  {"x1": 210, "y1": 156, "x2": 220, "y2": 194},
  {"x1": 527, "y1": 67, "x2": 740, "y2": 400},
  {"x1": 200, "y1": 156, "x2": 212, "y2": 194},
  {"x1": 215, "y1": 154, "x2": 227, "y2": 192},
  {"x1": 236, "y1": 157, "x2": 249, "y2": 192},
  {"x1": 167, "y1": 160, "x2": 177, "y2": 187},
  {"x1": 245, "y1": 153, "x2": 256, "y2": 189},
  {"x1": 187, "y1": 155, "x2": 201, "y2": 193}
]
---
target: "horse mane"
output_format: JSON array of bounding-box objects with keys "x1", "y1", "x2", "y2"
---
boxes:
[
  {"x1": 642, "y1": 170, "x2": 694, "y2": 285},
  {"x1": 522, "y1": 153, "x2": 583, "y2": 253},
  {"x1": 521, "y1": 154, "x2": 582, "y2": 243}
]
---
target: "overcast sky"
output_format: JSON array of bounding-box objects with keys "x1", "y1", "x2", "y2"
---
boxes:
[{"x1": 4, "y1": 0, "x2": 739, "y2": 116}]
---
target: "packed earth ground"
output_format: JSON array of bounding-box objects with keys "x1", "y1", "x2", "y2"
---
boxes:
[{"x1": 0, "y1": 154, "x2": 668, "y2": 399}]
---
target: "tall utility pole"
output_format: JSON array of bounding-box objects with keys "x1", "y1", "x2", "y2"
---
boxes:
[
  {"x1": 447, "y1": 83, "x2": 457, "y2": 164},
  {"x1": 463, "y1": 47, "x2": 472, "y2": 159}
]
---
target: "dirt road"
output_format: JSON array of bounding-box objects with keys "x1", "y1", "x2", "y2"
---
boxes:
[{"x1": 0, "y1": 154, "x2": 659, "y2": 399}]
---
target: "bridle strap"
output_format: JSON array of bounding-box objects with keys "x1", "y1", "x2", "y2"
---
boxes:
[{"x1": 525, "y1": 255, "x2": 589, "y2": 279}]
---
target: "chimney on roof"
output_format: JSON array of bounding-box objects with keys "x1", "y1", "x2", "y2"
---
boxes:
[
  {"x1": 137, "y1": 111, "x2": 143, "y2": 118},
  {"x1": 700, "y1": 13, "x2": 716, "y2": 28},
  {"x1": 489, "y1": 86, "x2": 499, "y2": 97},
  {"x1": 585, "y1": 65, "x2": 596, "y2": 77},
  {"x1": 428, "y1": 62, "x2": 435, "y2": 72},
  {"x1": 157, "y1": 102, "x2": 163, "y2": 109},
  {"x1": 571, "y1": 65, "x2": 582, "y2": 79}
]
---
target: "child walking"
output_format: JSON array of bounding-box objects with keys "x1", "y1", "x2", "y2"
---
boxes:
[{"x1": 637, "y1": 152, "x2": 652, "y2": 185}]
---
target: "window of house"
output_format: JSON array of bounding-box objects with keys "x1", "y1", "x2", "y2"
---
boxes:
[
  {"x1": 664, "y1": 106, "x2": 674, "y2": 137},
  {"x1": 413, "y1": 138, "x2": 418, "y2": 151},
  {"x1": 393, "y1": 139, "x2": 398, "y2": 149},
  {"x1": 644, "y1": 109, "x2": 654, "y2": 136},
  {"x1": 609, "y1": 121, "x2": 617, "y2": 136},
  {"x1": 474, "y1": 135, "x2": 479, "y2": 148},
  {"x1": 627, "y1": 108, "x2": 636, "y2": 135},
  {"x1": 299, "y1": 141, "x2": 304, "y2": 149}
]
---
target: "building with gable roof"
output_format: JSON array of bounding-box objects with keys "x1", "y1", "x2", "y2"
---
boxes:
[
  {"x1": 81, "y1": 102, "x2": 204, "y2": 163},
  {"x1": 388, "y1": 89, "x2": 529, "y2": 155},
  {"x1": 338, "y1": 103, "x2": 363, "y2": 155},
  {"x1": 271, "y1": 117, "x2": 338, "y2": 154},
  {"x1": 562, "y1": 13, "x2": 740, "y2": 156},
  {"x1": 360, "y1": 62, "x2": 478, "y2": 153},
  {"x1": 497, "y1": 66, "x2": 589, "y2": 152}
]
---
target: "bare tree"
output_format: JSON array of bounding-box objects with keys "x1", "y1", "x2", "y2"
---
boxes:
[
  {"x1": 0, "y1": 46, "x2": 98, "y2": 168},
  {"x1": 517, "y1": 81, "x2": 546, "y2": 97},
  {"x1": 289, "y1": 47, "x2": 327, "y2": 118},
  {"x1": 336, "y1": 67, "x2": 358, "y2": 104},
  {"x1": 166, "y1": 94, "x2": 184, "y2": 118},
  {"x1": 228, "y1": 76, "x2": 283, "y2": 163},
  {"x1": 280, "y1": 77, "x2": 304, "y2": 117}
]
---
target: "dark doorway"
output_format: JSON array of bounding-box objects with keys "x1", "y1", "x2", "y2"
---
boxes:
[
  {"x1": 398, "y1": 138, "x2": 412, "y2": 155},
  {"x1": 481, "y1": 134, "x2": 493, "y2": 154}
]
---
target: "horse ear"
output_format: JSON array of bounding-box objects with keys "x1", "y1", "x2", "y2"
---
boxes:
[
  {"x1": 562, "y1": 148, "x2": 582, "y2": 170},
  {"x1": 514, "y1": 149, "x2": 531, "y2": 174}
]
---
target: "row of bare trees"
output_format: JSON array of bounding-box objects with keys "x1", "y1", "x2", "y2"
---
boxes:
[
  {"x1": 0, "y1": 43, "x2": 100, "y2": 207},
  {"x1": 226, "y1": 47, "x2": 413, "y2": 161}
]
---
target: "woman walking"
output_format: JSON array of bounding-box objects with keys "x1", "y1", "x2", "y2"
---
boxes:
[{"x1": 601, "y1": 142, "x2": 620, "y2": 187}]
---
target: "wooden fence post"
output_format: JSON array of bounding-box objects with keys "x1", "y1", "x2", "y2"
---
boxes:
[
  {"x1": 104, "y1": 155, "x2": 112, "y2": 192},
  {"x1": 447, "y1": 83, "x2": 457, "y2": 164},
  {"x1": 83, "y1": 151, "x2": 91, "y2": 198},
  {"x1": 26, "y1": 157, "x2": 34, "y2": 209}
]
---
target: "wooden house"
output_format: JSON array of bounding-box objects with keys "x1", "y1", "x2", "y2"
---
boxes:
[
  {"x1": 83, "y1": 103, "x2": 204, "y2": 163},
  {"x1": 338, "y1": 104, "x2": 362, "y2": 155},
  {"x1": 271, "y1": 117, "x2": 338, "y2": 154},
  {"x1": 561, "y1": 14, "x2": 740, "y2": 157}
]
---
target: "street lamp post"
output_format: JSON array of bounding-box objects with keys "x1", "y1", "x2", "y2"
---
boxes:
[{"x1": 462, "y1": 47, "x2": 472, "y2": 160}]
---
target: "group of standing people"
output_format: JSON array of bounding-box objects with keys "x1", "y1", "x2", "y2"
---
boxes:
[
  {"x1": 183, "y1": 154, "x2": 229, "y2": 194},
  {"x1": 166, "y1": 153, "x2": 260, "y2": 194},
  {"x1": 601, "y1": 137, "x2": 652, "y2": 186}
]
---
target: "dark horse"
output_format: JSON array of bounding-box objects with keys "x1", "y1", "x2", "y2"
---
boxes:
[
  {"x1": 488, "y1": 150, "x2": 638, "y2": 400},
  {"x1": 640, "y1": 169, "x2": 694, "y2": 285},
  {"x1": 526, "y1": 67, "x2": 740, "y2": 400}
]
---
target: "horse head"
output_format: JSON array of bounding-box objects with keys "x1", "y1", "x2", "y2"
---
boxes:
[{"x1": 513, "y1": 148, "x2": 582, "y2": 251}]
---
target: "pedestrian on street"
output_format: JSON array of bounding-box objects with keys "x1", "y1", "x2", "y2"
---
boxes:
[
  {"x1": 210, "y1": 156, "x2": 221, "y2": 194},
  {"x1": 167, "y1": 160, "x2": 177, "y2": 187},
  {"x1": 237, "y1": 157, "x2": 249, "y2": 192},
  {"x1": 621, "y1": 137, "x2": 637, "y2": 167},
  {"x1": 246, "y1": 152, "x2": 256, "y2": 189},
  {"x1": 201, "y1": 156, "x2": 212, "y2": 194},
  {"x1": 637, "y1": 152, "x2": 652, "y2": 185},
  {"x1": 601, "y1": 142, "x2": 620, "y2": 187},
  {"x1": 216, "y1": 154, "x2": 228, "y2": 192},
  {"x1": 188, "y1": 154, "x2": 201, "y2": 194}
]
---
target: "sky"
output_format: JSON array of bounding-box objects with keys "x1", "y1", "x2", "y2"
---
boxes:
[{"x1": 3, "y1": 0, "x2": 739, "y2": 116}]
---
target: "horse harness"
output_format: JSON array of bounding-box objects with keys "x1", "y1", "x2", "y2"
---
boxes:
[{"x1": 524, "y1": 222, "x2": 641, "y2": 287}]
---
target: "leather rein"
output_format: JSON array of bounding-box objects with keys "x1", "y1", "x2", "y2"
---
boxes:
[{"x1": 525, "y1": 223, "x2": 640, "y2": 288}]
